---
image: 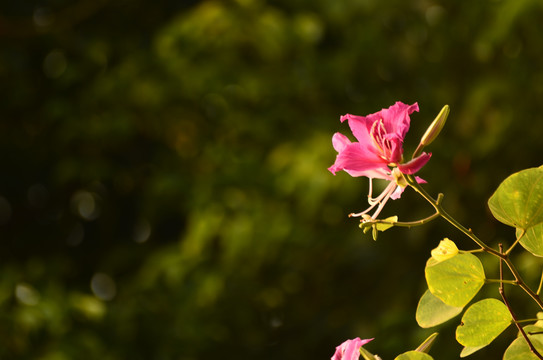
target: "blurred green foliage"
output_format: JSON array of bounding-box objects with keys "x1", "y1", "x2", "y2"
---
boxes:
[{"x1": 1, "y1": 0, "x2": 543, "y2": 359}]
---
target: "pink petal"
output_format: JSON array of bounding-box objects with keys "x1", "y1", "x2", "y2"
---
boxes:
[
  {"x1": 383, "y1": 133, "x2": 404, "y2": 164},
  {"x1": 414, "y1": 176, "x2": 427, "y2": 184},
  {"x1": 331, "y1": 132, "x2": 352, "y2": 153},
  {"x1": 397, "y1": 152, "x2": 431, "y2": 175},
  {"x1": 331, "y1": 338, "x2": 373, "y2": 360},
  {"x1": 340, "y1": 113, "x2": 374, "y2": 146},
  {"x1": 390, "y1": 184, "x2": 404, "y2": 200},
  {"x1": 330, "y1": 143, "x2": 389, "y2": 178},
  {"x1": 380, "y1": 101, "x2": 419, "y2": 140}
]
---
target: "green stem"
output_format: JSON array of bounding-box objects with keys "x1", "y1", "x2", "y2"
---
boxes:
[
  {"x1": 405, "y1": 175, "x2": 501, "y2": 257},
  {"x1": 498, "y1": 244, "x2": 543, "y2": 360},
  {"x1": 405, "y1": 174, "x2": 543, "y2": 311},
  {"x1": 461, "y1": 249, "x2": 485, "y2": 254},
  {"x1": 537, "y1": 269, "x2": 543, "y2": 296},
  {"x1": 486, "y1": 279, "x2": 518, "y2": 285},
  {"x1": 506, "y1": 229, "x2": 525, "y2": 256},
  {"x1": 412, "y1": 143, "x2": 425, "y2": 160},
  {"x1": 504, "y1": 257, "x2": 543, "y2": 311},
  {"x1": 365, "y1": 212, "x2": 440, "y2": 228}
]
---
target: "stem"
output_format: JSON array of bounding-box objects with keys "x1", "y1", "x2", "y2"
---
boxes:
[
  {"x1": 485, "y1": 279, "x2": 518, "y2": 285},
  {"x1": 405, "y1": 174, "x2": 543, "y2": 311},
  {"x1": 503, "y1": 257, "x2": 543, "y2": 311},
  {"x1": 499, "y1": 244, "x2": 543, "y2": 359},
  {"x1": 506, "y1": 229, "x2": 525, "y2": 256},
  {"x1": 537, "y1": 270, "x2": 543, "y2": 296},
  {"x1": 405, "y1": 175, "x2": 501, "y2": 257},
  {"x1": 365, "y1": 212, "x2": 440, "y2": 228},
  {"x1": 412, "y1": 143, "x2": 425, "y2": 159},
  {"x1": 462, "y1": 249, "x2": 485, "y2": 254}
]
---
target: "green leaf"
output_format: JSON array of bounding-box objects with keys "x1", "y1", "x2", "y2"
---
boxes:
[
  {"x1": 416, "y1": 289, "x2": 463, "y2": 328},
  {"x1": 415, "y1": 332, "x2": 439, "y2": 353},
  {"x1": 360, "y1": 216, "x2": 398, "y2": 240},
  {"x1": 360, "y1": 346, "x2": 380, "y2": 360},
  {"x1": 375, "y1": 216, "x2": 398, "y2": 231},
  {"x1": 488, "y1": 166, "x2": 543, "y2": 230},
  {"x1": 394, "y1": 350, "x2": 433, "y2": 360},
  {"x1": 459, "y1": 346, "x2": 485, "y2": 357},
  {"x1": 425, "y1": 253, "x2": 485, "y2": 307},
  {"x1": 516, "y1": 223, "x2": 543, "y2": 257},
  {"x1": 456, "y1": 298, "x2": 512, "y2": 348},
  {"x1": 503, "y1": 325, "x2": 543, "y2": 360}
]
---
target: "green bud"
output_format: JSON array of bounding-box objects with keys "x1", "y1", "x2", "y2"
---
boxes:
[
  {"x1": 415, "y1": 332, "x2": 439, "y2": 354},
  {"x1": 360, "y1": 346, "x2": 382, "y2": 360},
  {"x1": 421, "y1": 105, "x2": 450, "y2": 146}
]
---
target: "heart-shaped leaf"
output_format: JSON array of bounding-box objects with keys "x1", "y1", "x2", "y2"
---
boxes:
[
  {"x1": 394, "y1": 351, "x2": 433, "y2": 360},
  {"x1": 459, "y1": 345, "x2": 485, "y2": 358},
  {"x1": 456, "y1": 298, "x2": 512, "y2": 348},
  {"x1": 503, "y1": 325, "x2": 543, "y2": 360},
  {"x1": 416, "y1": 289, "x2": 463, "y2": 328},
  {"x1": 488, "y1": 166, "x2": 543, "y2": 230},
  {"x1": 516, "y1": 223, "x2": 543, "y2": 257},
  {"x1": 425, "y1": 253, "x2": 485, "y2": 307}
]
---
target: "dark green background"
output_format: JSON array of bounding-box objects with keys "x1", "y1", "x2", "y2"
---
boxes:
[{"x1": 1, "y1": 0, "x2": 543, "y2": 359}]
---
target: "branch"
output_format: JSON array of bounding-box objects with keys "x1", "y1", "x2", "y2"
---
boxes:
[{"x1": 499, "y1": 244, "x2": 543, "y2": 359}]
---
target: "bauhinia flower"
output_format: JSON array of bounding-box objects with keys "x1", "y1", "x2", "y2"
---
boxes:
[
  {"x1": 329, "y1": 101, "x2": 431, "y2": 220},
  {"x1": 331, "y1": 338, "x2": 374, "y2": 360}
]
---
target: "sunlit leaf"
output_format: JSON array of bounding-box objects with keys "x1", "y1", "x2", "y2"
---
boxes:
[
  {"x1": 415, "y1": 332, "x2": 439, "y2": 354},
  {"x1": 360, "y1": 346, "x2": 380, "y2": 360},
  {"x1": 416, "y1": 289, "x2": 463, "y2": 328},
  {"x1": 375, "y1": 216, "x2": 398, "y2": 231},
  {"x1": 456, "y1": 298, "x2": 512, "y2": 348},
  {"x1": 488, "y1": 166, "x2": 543, "y2": 230},
  {"x1": 430, "y1": 238, "x2": 458, "y2": 262},
  {"x1": 425, "y1": 253, "x2": 485, "y2": 307},
  {"x1": 459, "y1": 345, "x2": 485, "y2": 358},
  {"x1": 394, "y1": 350, "x2": 433, "y2": 360},
  {"x1": 516, "y1": 223, "x2": 543, "y2": 257},
  {"x1": 503, "y1": 325, "x2": 543, "y2": 360}
]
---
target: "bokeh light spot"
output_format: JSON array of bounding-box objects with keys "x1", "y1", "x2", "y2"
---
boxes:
[
  {"x1": 43, "y1": 50, "x2": 67, "y2": 79},
  {"x1": 33, "y1": 7, "x2": 55, "y2": 28},
  {"x1": 15, "y1": 283, "x2": 40, "y2": 306},
  {"x1": 91, "y1": 273, "x2": 117, "y2": 301},
  {"x1": 71, "y1": 191, "x2": 100, "y2": 221},
  {"x1": 133, "y1": 219, "x2": 151, "y2": 243}
]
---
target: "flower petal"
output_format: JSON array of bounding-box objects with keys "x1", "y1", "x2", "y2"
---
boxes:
[
  {"x1": 330, "y1": 143, "x2": 390, "y2": 178},
  {"x1": 340, "y1": 113, "x2": 374, "y2": 146},
  {"x1": 390, "y1": 184, "x2": 404, "y2": 200},
  {"x1": 331, "y1": 132, "x2": 351, "y2": 153},
  {"x1": 331, "y1": 338, "x2": 374, "y2": 360},
  {"x1": 397, "y1": 152, "x2": 431, "y2": 175},
  {"x1": 380, "y1": 101, "x2": 419, "y2": 140}
]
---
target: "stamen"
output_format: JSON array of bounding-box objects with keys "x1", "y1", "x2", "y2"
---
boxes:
[
  {"x1": 367, "y1": 178, "x2": 373, "y2": 204},
  {"x1": 350, "y1": 181, "x2": 398, "y2": 219},
  {"x1": 370, "y1": 118, "x2": 393, "y2": 161},
  {"x1": 368, "y1": 182, "x2": 392, "y2": 205},
  {"x1": 369, "y1": 182, "x2": 397, "y2": 219}
]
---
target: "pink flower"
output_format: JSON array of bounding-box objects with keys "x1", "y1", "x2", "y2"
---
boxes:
[
  {"x1": 329, "y1": 102, "x2": 431, "y2": 220},
  {"x1": 331, "y1": 338, "x2": 374, "y2": 360}
]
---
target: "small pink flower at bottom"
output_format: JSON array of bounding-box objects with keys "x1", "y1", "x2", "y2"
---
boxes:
[{"x1": 331, "y1": 337, "x2": 374, "y2": 360}]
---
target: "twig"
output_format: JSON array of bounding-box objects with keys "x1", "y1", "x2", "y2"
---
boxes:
[
  {"x1": 499, "y1": 244, "x2": 543, "y2": 359},
  {"x1": 406, "y1": 174, "x2": 543, "y2": 311}
]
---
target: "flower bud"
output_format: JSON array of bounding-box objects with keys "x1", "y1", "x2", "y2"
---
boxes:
[
  {"x1": 421, "y1": 105, "x2": 449, "y2": 146},
  {"x1": 431, "y1": 238, "x2": 458, "y2": 262}
]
